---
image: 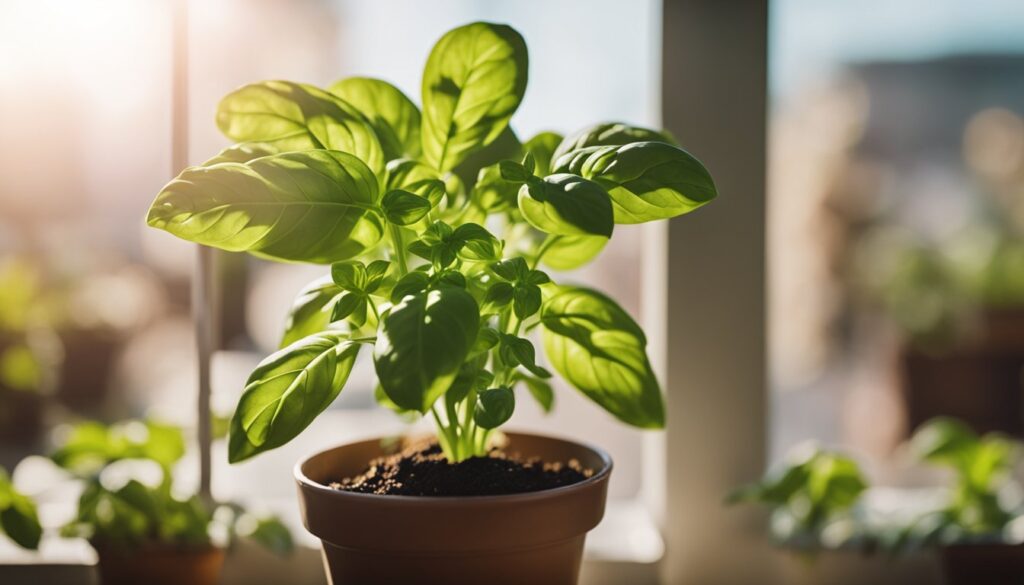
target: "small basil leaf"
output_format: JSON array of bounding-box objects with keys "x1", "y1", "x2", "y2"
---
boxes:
[
  {"x1": 517, "y1": 374, "x2": 555, "y2": 413},
  {"x1": 554, "y1": 142, "x2": 716, "y2": 224},
  {"x1": 280, "y1": 276, "x2": 341, "y2": 348},
  {"x1": 229, "y1": 332, "x2": 361, "y2": 463},
  {"x1": 541, "y1": 235, "x2": 608, "y2": 271},
  {"x1": 331, "y1": 261, "x2": 368, "y2": 290},
  {"x1": 471, "y1": 163, "x2": 519, "y2": 213},
  {"x1": 330, "y1": 292, "x2": 366, "y2": 325},
  {"x1": 436, "y1": 270, "x2": 467, "y2": 289},
  {"x1": 364, "y1": 261, "x2": 391, "y2": 293},
  {"x1": 490, "y1": 257, "x2": 528, "y2": 282},
  {"x1": 374, "y1": 288, "x2": 480, "y2": 412},
  {"x1": 484, "y1": 282, "x2": 514, "y2": 311},
  {"x1": 517, "y1": 174, "x2": 613, "y2": 238},
  {"x1": 451, "y1": 127, "x2": 523, "y2": 193},
  {"x1": 381, "y1": 190, "x2": 432, "y2": 226},
  {"x1": 524, "y1": 131, "x2": 563, "y2": 175},
  {"x1": 147, "y1": 150, "x2": 384, "y2": 264},
  {"x1": 421, "y1": 23, "x2": 528, "y2": 172},
  {"x1": 407, "y1": 241, "x2": 434, "y2": 263},
  {"x1": 552, "y1": 121, "x2": 674, "y2": 162},
  {"x1": 216, "y1": 81, "x2": 385, "y2": 175},
  {"x1": 540, "y1": 287, "x2": 664, "y2": 428},
  {"x1": 499, "y1": 159, "x2": 532, "y2": 183},
  {"x1": 476, "y1": 370, "x2": 495, "y2": 390},
  {"x1": 474, "y1": 387, "x2": 515, "y2": 430},
  {"x1": 328, "y1": 77, "x2": 421, "y2": 160},
  {"x1": 513, "y1": 284, "x2": 542, "y2": 319},
  {"x1": 472, "y1": 327, "x2": 501, "y2": 356},
  {"x1": 391, "y1": 271, "x2": 431, "y2": 303},
  {"x1": 525, "y1": 269, "x2": 550, "y2": 286}
]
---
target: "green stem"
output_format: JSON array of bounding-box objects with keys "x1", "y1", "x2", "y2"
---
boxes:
[
  {"x1": 389, "y1": 224, "x2": 409, "y2": 276},
  {"x1": 431, "y1": 405, "x2": 457, "y2": 461}
]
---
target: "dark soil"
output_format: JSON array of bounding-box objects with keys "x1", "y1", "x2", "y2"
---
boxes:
[{"x1": 331, "y1": 442, "x2": 593, "y2": 496}]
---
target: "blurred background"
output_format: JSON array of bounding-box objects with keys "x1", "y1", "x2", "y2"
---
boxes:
[{"x1": 2, "y1": 0, "x2": 1024, "y2": 583}]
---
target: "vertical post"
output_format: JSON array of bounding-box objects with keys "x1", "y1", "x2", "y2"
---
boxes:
[
  {"x1": 659, "y1": 1, "x2": 776, "y2": 583},
  {"x1": 171, "y1": 0, "x2": 214, "y2": 504}
]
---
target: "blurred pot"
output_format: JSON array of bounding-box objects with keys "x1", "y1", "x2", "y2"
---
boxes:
[
  {"x1": 92, "y1": 542, "x2": 225, "y2": 585},
  {"x1": 295, "y1": 432, "x2": 611, "y2": 585},
  {"x1": 941, "y1": 543, "x2": 1024, "y2": 585}
]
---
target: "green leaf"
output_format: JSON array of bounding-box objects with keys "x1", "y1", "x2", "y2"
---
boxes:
[
  {"x1": 554, "y1": 142, "x2": 716, "y2": 224},
  {"x1": 391, "y1": 271, "x2": 431, "y2": 303},
  {"x1": 331, "y1": 261, "x2": 368, "y2": 290},
  {"x1": 524, "y1": 131, "x2": 563, "y2": 174},
  {"x1": 512, "y1": 283, "x2": 542, "y2": 320},
  {"x1": 421, "y1": 22, "x2": 528, "y2": 171},
  {"x1": 328, "y1": 77, "x2": 421, "y2": 160},
  {"x1": 217, "y1": 80, "x2": 385, "y2": 175},
  {"x1": 500, "y1": 334, "x2": 551, "y2": 378},
  {"x1": 0, "y1": 469, "x2": 41, "y2": 550},
  {"x1": 374, "y1": 288, "x2": 480, "y2": 413},
  {"x1": 516, "y1": 373, "x2": 554, "y2": 413},
  {"x1": 451, "y1": 126, "x2": 523, "y2": 191},
  {"x1": 911, "y1": 418, "x2": 978, "y2": 469},
  {"x1": 540, "y1": 287, "x2": 664, "y2": 428},
  {"x1": 203, "y1": 142, "x2": 277, "y2": 165},
  {"x1": 50, "y1": 420, "x2": 185, "y2": 474},
  {"x1": 382, "y1": 190, "x2": 432, "y2": 226},
  {"x1": 483, "y1": 282, "x2": 514, "y2": 312},
  {"x1": 229, "y1": 332, "x2": 360, "y2": 463},
  {"x1": 518, "y1": 174, "x2": 614, "y2": 238},
  {"x1": 474, "y1": 387, "x2": 515, "y2": 430},
  {"x1": 386, "y1": 159, "x2": 450, "y2": 207},
  {"x1": 330, "y1": 292, "x2": 367, "y2": 327},
  {"x1": 552, "y1": 122, "x2": 675, "y2": 162},
  {"x1": 499, "y1": 159, "x2": 533, "y2": 183},
  {"x1": 281, "y1": 276, "x2": 341, "y2": 347},
  {"x1": 541, "y1": 235, "x2": 608, "y2": 271},
  {"x1": 471, "y1": 163, "x2": 519, "y2": 213},
  {"x1": 148, "y1": 150, "x2": 384, "y2": 264}
]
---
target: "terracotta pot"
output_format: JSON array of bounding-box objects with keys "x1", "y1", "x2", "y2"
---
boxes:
[
  {"x1": 295, "y1": 432, "x2": 612, "y2": 585},
  {"x1": 93, "y1": 542, "x2": 225, "y2": 585},
  {"x1": 941, "y1": 543, "x2": 1024, "y2": 585}
]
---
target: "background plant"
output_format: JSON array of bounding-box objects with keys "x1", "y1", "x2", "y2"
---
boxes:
[
  {"x1": 729, "y1": 444, "x2": 869, "y2": 548},
  {"x1": 146, "y1": 21, "x2": 716, "y2": 463},
  {"x1": 52, "y1": 419, "x2": 291, "y2": 554},
  {"x1": 0, "y1": 466, "x2": 41, "y2": 550},
  {"x1": 899, "y1": 417, "x2": 1023, "y2": 545}
]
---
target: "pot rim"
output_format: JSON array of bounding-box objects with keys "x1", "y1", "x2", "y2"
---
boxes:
[{"x1": 294, "y1": 430, "x2": 613, "y2": 505}]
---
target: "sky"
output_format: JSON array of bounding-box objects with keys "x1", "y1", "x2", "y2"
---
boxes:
[{"x1": 771, "y1": 0, "x2": 1024, "y2": 97}]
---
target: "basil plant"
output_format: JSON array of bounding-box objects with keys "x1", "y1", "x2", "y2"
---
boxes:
[{"x1": 146, "y1": 22, "x2": 717, "y2": 463}]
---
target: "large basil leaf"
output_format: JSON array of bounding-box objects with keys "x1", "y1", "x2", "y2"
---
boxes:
[
  {"x1": 452, "y1": 127, "x2": 522, "y2": 191},
  {"x1": 217, "y1": 80, "x2": 385, "y2": 175},
  {"x1": 328, "y1": 77, "x2": 421, "y2": 160},
  {"x1": 229, "y1": 332, "x2": 360, "y2": 463},
  {"x1": 554, "y1": 141, "x2": 716, "y2": 224},
  {"x1": 540, "y1": 287, "x2": 664, "y2": 428},
  {"x1": 542, "y1": 235, "x2": 608, "y2": 271},
  {"x1": 374, "y1": 287, "x2": 480, "y2": 412},
  {"x1": 552, "y1": 121, "x2": 674, "y2": 162},
  {"x1": 524, "y1": 131, "x2": 563, "y2": 175},
  {"x1": 421, "y1": 22, "x2": 528, "y2": 172},
  {"x1": 147, "y1": 150, "x2": 384, "y2": 264},
  {"x1": 0, "y1": 468, "x2": 41, "y2": 550},
  {"x1": 280, "y1": 276, "x2": 342, "y2": 347},
  {"x1": 517, "y1": 174, "x2": 613, "y2": 237}
]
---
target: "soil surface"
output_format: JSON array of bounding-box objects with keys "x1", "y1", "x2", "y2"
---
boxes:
[{"x1": 331, "y1": 442, "x2": 593, "y2": 496}]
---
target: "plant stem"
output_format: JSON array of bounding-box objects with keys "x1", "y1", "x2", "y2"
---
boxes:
[
  {"x1": 388, "y1": 224, "x2": 409, "y2": 276},
  {"x1": 431, "y1": 405, "x2": 457, "y2": 461}
]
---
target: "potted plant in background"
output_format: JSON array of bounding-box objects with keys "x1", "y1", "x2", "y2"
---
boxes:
[
  {"x1": 145, "y1": 21, "x2": 716, "y2": 584},
  {"x1": 904, "y1": 418, "x2": 1024, "y2": 585},
  {"x1": 50, "y1": 419, "x2": 292, "y2": 585}
]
